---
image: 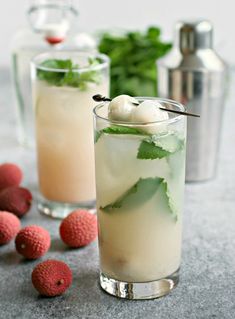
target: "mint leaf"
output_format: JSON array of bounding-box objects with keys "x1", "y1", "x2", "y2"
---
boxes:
[
  {"x1": 40, "y1": 59, "x2": 73, "y2": 70},
  {"x1": 60, "y1": 69, "x2": 80, "y2": 87},
  {"x1": 161, "y1": 180, "x2": 178, "y2": 221},
  {"x1": 94, "y1": 130, "x2": 102, "y2": 143},
  {"x1": 95, "y1": 125, "x2": 146, "y2": 143},
  {"x1": 137, "y1": 133, "x2": 185, "y2": 160},
  {"x1": 79, "y1": 69, "x2": 102, "y2": 85},
  {"x1": 101, "y1": 177, "x2": 177, "y2": 221},
  {"x1": 37, "y1": 58, "x2": 102, "y2": 89},
  {"x1": 37, "y1": 59, "x2": 69, "y2": 86},
  {"x1": 101, "y1": 125, "x2": 144, "y2": 135},
  {"x1": 137, "y1": 141, "x2": 170, "y2": 159},
  {"x1": 101, "y1": 177, "x2": 163, "y2": 212},
  {"x1": 151, "y1": 133, "x2": 185, "y2": 153}
]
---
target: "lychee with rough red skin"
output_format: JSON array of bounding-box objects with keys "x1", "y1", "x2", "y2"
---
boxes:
[
  {"x1": 0, "y1": 211, "x2": 21, "y2": 245},
  {"x1": 32, "y1": 259, "x2": 72, "y2": 297},
  {"x1": 15, "y1": 225, "x2": 50, "y2": 259},
  {"x1": 0, "y1": 163, "x2": 23, "y2": 191},
  {"x1": 0, "y1": 186, "x2": 32, "y2": 218},
  {"x1": 60, "y1": 210, "x2": 97, "y2": 248}
]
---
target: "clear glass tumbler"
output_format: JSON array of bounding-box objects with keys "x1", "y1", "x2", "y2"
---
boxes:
[
  {"x1": 94, "y1": 97, "x2": 186, "y2": 299},
  {"x1": 31, "y1": 51, "x2": 109, "y2": 218}
]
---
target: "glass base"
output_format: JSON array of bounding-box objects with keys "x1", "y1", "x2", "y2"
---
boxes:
[
  {"x1": 37, "y1": 197, "x2": 96, "y2": 219},
  {"x1": 99, "y1": 269, "x2": 179, "y2": 300}
]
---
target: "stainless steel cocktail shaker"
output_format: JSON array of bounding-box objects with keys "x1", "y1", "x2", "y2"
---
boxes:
[{"x1": 157, "y1": 20, "x2": 227, "y2": 182}]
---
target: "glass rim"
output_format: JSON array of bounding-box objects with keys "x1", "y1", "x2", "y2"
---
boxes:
[
  {"x1": 28, "y1": 0, "x2": 79, "y2": 16},
  {"x1": 31, "y1": 51, "x2": 110, "y2": 73},
  {"x1": 93, "y1": 97, "x2": 186, "y2": 126}
]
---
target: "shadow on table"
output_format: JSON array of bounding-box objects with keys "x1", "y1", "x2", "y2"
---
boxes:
[
  {"x1": 49, "y1": 238, "x2": 69, "y2": 253},
  {"x1": 8, "y1": 266, "x2": 135, "y2": 319},
  {"x1": 50, "y1": 238, "x2": 91, "y2": 255},
  {"x1": 0, "y1": 250, "x2": 32, "y2": 266},
  {"x1": 30, "y1": 269, "x2": 102, "y2": 317}
]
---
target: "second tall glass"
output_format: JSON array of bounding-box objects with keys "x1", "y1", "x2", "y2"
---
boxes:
[{"x1": 31, "y1": 51, "x2": 109, "y2": 218}]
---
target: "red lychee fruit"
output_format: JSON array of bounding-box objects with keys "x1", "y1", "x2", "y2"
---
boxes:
[
  {"x1": 0, "y1": 186, "x2": 32, "y2": 218},
  {"x1": 0, "y1": 211, "x2": 21, "y2": 245},
  {"x1": 0, "y1": 163, "x2": 23, "y2": 191},
  {"x1": 60, "y1": 210, "x2": 97, "y2": 248},
  {"x1": 32, "y1": 259, "x2": 72, "y2": 297},
  {"x1": 15, "y1": 225, "x2": 50, "y2": 259}
]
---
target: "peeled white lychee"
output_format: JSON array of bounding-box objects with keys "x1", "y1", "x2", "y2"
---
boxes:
[
  {"x1": 108, "y1": 95, "x2": 138, "y2": 122},
  {"x1": 131, "y1": 100, "x2": 169, "y2": 133},
  {"x1": 131, "y1": 100, "x2": 168, "y2": 123}
]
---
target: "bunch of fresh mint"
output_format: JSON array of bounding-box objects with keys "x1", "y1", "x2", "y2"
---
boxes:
[
  {"x1": 98, "y1": 26, "x2": 172, "y2": 97},
  {"x1": 37, "y1": 58, "x2": 102, "y2": 90}
]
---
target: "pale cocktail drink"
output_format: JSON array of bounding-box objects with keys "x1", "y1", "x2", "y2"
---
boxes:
[
  {"x1": 94, "y1": 96, "x2": 186, "y2": 299},
  {"x1": 31, "y1": 52, "x2": 109, "y2": 218}
]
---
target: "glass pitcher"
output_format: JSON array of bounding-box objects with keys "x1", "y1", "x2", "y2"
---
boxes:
[{"x1": 11, "y1": 0, "x2": 96, "y2": 148}]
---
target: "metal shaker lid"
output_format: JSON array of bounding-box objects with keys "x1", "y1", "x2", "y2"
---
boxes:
[{"x1": 175, "y1": 20, "x2": 213, "y2": 53}]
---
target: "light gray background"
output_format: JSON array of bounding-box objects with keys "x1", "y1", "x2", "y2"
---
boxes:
[{"x1": 0, "y1": 0, "x2": 234, "y2": 66}]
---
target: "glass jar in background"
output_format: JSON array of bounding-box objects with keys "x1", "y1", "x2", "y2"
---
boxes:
[
  {"x1": 11, "y1": 0, "x2": 97, "y2": 148},
  {"x1": 94, "y1": 98, "x2": 186, "y2": 299},
  {"x1": 31, "y1": 51, "x2": 109, "y2": 218}
]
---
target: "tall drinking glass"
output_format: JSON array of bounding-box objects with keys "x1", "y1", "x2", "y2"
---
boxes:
[
  {"x1": 31, "y1": 51, "x2": 109, "y2": 218},
  {"x1": 94, "y1": 98, "x2": 186, "y2": 299}
]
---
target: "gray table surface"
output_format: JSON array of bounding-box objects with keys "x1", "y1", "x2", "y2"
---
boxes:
[{"x1": 0, "y1": 68, "x2": 234, "y2": 319}]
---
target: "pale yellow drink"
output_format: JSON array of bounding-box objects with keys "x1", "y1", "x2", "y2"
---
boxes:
[
  {"x1": 35, "y1": 81, "x2": 108, "y2": 203},
  {"x1": 31, "y1": 52, "x2": 109, "y2": 217},
  {"x1": 96, "y1": 133, "x2": 185, "y2": 282},
  {"x1": 94, "y1": 98, "x2": 186, "y2": 298}
]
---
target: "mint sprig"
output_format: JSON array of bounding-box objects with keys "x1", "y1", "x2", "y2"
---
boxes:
[
  {"x1": 95, "y1": 125, "x2": 146, "y2": 143},
  {"x1": 101, "y1": 177, "x2": 177, "y2": 221},
  {"x1": 37, "y1": 58, "x2": 102, "y2": 90},
  {"x1": 137, "y1": 133, "x2": 185, "y2": 160}
]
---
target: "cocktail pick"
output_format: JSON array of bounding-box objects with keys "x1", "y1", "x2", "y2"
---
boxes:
[
  {"x1": 92, "y1": 94, "x2": 200, "y2": 118},
  {"x1": 93, "y1": 94, "x2": 112, "y2": 102}
]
